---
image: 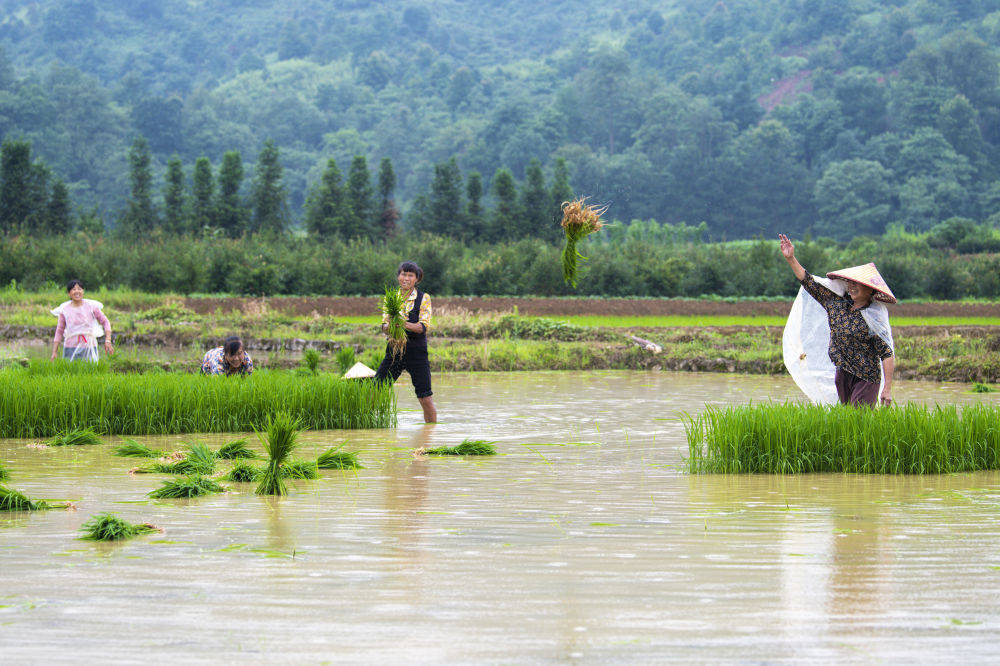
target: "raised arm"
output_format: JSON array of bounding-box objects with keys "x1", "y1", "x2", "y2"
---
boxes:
[{"x1": 779, "y1": 234, "x2": 838, "y2": 304}]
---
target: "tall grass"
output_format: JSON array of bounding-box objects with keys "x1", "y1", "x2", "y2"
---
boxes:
[
  {"x1": 687, "y1": 403, "x2": 1000, "y2": 474},
  {"x1": 0, "y1": 367, "x2": 396, "y2": 437},
  {"x1": 335, "y1": 346, "x2": 356, "y2": 375},
  {"x1": 302, "y1": 349, "x2": 321, "y2": 374}
]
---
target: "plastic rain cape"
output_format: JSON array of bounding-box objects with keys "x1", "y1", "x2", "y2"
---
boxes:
[
  {"x1": 782, "y1": 277, "x2": 894, "y2": 405},
  {"x1": 51, "y1": 299, "x2": 105, "y2": 362}
]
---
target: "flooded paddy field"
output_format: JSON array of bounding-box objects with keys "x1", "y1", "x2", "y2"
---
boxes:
[{"x1": 3, "y1": 371, "x2": 1000, "y2": 662}]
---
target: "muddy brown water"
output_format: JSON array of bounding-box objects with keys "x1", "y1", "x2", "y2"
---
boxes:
[{"x1": 2, "y1": 371, "x2": 1000, "y2": 663}]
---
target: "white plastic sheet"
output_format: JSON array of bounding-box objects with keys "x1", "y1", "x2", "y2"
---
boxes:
[{"x1": 782, "y1": 277, "x2": 894, "y2": 405}]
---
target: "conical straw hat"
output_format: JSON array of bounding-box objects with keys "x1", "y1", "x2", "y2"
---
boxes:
[
  {"x1": 343, "y1": 361, "x2": 377, "y2": 380},
  {"x1": 826, "y1": 263, "x2": 896, "y2": 304}
]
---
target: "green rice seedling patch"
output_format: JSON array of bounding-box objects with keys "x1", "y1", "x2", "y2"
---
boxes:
[
  {"x1": 0, "y1": 368, "x2": 395, "y2": 437},
  {"x1": 335, "y1": 346, "x2": 356, "y2": 374},
  {"x1": 317, "y1": 444, "x2": 362, "y2": 470},
  {"x1": 280, "y1": 460, "x2": 319, "y2": 479},
  {"x1": 0, "y1": 485, "x2": 59, "y2": 511},
  {"x1": 971, "y1": 383, "x2": 996, "y2": 393},
  {"x1": 255, "y1": 412, "x2": 299, "y2": 496},
  {"x1": 113, "y1": 440, "x2": 164, "y2": 458},
  {"x1": 216, "y1": 439, "x2": 257, "y2": 459},
  {"x1": 223, "y1": 461, "x2": 262, "y2": 483},
  {"x1": 0, "y1": 463, "x2": 8, "y2": 481},
  {"x1": 148, "y1": 475, "x2": 226, "y2": 499},
  {"x1": 79, "y1": 513, "x2": 160, "y2": 541},
  {"x1": 47, "y1": 427, "x2": 102, "y2": 447},
  {"x1": 687, "y1": 403, "x2": 1000, "y2": 474},
  {"x1": 301, "y1": 348, "x2": 321, "y2": 375},
  {"x1": 424, "y1": 439, "x2": 498, "y2": 456}
]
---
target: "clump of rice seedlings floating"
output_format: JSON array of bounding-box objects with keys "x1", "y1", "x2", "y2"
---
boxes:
[
  {"x1": 113, "y1": 439, "x2": 164, "y2": 458},
  {"x1": 280, "y1": 459, "x2": 319, "y2": 479},
  {"x1": 47, "y1": 427, "x2": 102, "y2": 447},
  {"x1": 382, "y1": 284, "x2": 407, "y2": 359},
  {"x1": 317, "y1": 444, "x2": 363, "y2": 470},
  {"x1": 560, "y1": 197, "x2": 608, "y2": 287},
  {"x1": 136, "y1": 442, "x2": 216, "y2": 475},
  {"x1": 79, "y1": 513, "x2": 160, "y2": 541},
  {"x1": 686, "y1": 403, "x2": 1000, "y2": 474},
  {"x1": 0, "y1": 485, "x2": 56, "y2": 511},
  {"x1": 336, "y1": 346, "x2": 356, "y2": 375},
  {"x1": 255, "y1": 412, "x2": 301, "y2": 496},
  {"x1": 216, "y1": 439, "x2": 257, "y2": 460},
  {"x1": 224, "y1": 460, "x2": 263, "y2": 483},
  {"x1": 301, "y1": 349, "x2": 321, "y2": 375},
  {"x1": 972, "y1": 382, "x2": 996, "y2": 393},
  {"x1": 0, "y1": 462, "x2": 8, "y2": 481},
  {"x1": 424, "y1": 439, "x2": 498, "y2": 456},
  {"x1": 148, "y1": 475, "x2": 226, "y2": 499}
]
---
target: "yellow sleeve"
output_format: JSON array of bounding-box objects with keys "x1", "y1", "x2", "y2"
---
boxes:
[{"x1": 419, "y1": 293, "x2": 432, "y2": 330}]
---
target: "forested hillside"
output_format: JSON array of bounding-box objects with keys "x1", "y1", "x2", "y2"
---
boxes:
[{"x1": 1, "y1": 0, "x2": 999, "y2": 240}]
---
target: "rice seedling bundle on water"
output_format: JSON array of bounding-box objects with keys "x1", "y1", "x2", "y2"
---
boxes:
[
  {"x1": 0, "y1": 367, "x2": 395, "y2": 437},
  {"x1": 216, "y1": 439, "x2": 257, "y2": 459},
  {"x1": 47, "y1": 427, "x2": 102, "y2": 447},
  {"x1": 255, "y1": 412, "x2": 300, "y2": 496},
  {"x1": 79, "y1": 513, "x2": 159, "y2": 541},
  {"x1": 148, "y1": 475, "x2": 226, "y2": 499},
  {"x1": 135, "y1": 442, "x2": 216, "y2": 475},
  {"x1": 382, "y1": 285, "x2": 407, "y2": 359},
  {"x1": 424, "y1": 439, "x2": 498, "y2": 456},
  {"x1": 686, "y1": 403, "x2": 1000, "y2": 474},
  {"x1": 224, "y1": 460, "x2": 263, "y2": 483},
  {"x1": 113, "y1": 440, "x2": 164, "y2": 458},
  {"x1": 317, "y1": 444, "x2": 363, "y2": 470},
  {"x1": 0, "y1": 462, "x2": 8, "y2": 481},
  {"x1": 281, "y1": 459, "x2": 319, "y2": 480},
  {"x1": 560, "y1": 198, "x2": 608, "y2": 288},
  {"x1": 0, "y1": 485, "x2": 61, "y2": 511}
]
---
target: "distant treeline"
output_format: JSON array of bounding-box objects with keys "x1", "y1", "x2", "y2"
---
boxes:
[{"x1": 2, "y1": 227, "x2": 998, "y2": 300}]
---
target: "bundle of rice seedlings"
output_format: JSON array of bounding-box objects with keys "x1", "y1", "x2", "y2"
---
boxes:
[
  {"x1": 317, "y1": 444, "x2": 363, "y2": 470},
  {"x1": 148, "y1": 475, "x2": 226, "y2": 499},
  {"x1": 254, "y1": 412, "x2": 300, "y2": 496},
  {"x1": 184, "y1": 442, "x2": 217, "y2": 473},
  {"x1": 972, "y1": 382, "x2": 996, "y2": 393},
  {"x1": 79, "y1": 513, "x2": 159, "y2": 541},
  {"x1": 0, "y1": 485, "x2": 51, "y2": 511},
  {"x1": 335, "y1": 346, "x2": 356, "y2": 375},
  {"x1": 224, "y1": 460, "x2": 263, "y2": 483},
  {"x1": 382, "y1": 284, "x2": 407, "y2": 359},
  {"x1": 424, "y1": 439, "x2": 498, "y2": 456},
  {"x1": 113, "y1": 439, "x2": 164, "y2": 458},
  {"x1": 560, "y1": 197, "x2": 609, "y2": 287},
  {"x1": 301, "y1": 348, "x2": 321, "y2": 375},
  {"x1": 216, "y1": 439, "x2": 257, "y2": 459},
  {"x1": 47, "y1": 427, "x2": 102, "y2": 447},
  {"x1": 280, "y1": 459, "x2": 319, "y2": 480},
  {"x1": 0, "y1": 462, "x2": 9, "y2": 481}
]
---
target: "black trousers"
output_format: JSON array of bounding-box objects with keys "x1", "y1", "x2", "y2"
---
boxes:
[{"x1": 374, "y1": 344, "x2": 433, "y2": 398}]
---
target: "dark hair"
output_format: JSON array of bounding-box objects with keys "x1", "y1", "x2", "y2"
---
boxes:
[
  {"x1": 66, "y1": 279, "x2": 84, "y2": 292},
  {"x1": 397, "y1": 261, "x2": 423, "y2": 282},
  {"x1": 223, "y1": 335, "x2": 243, "y2": 356}
]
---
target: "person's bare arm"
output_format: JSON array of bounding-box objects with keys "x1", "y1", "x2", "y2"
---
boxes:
[
  {"x1": 779, "y1": 234, "x2": 806, "y2": 280},
  {"x1": 881, "y1": 356, "x2": 894, "y2": 406}
]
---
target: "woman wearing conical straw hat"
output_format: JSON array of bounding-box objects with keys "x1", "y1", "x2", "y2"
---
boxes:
[{"x1": 778, "y1": 234, "x2": 895, "y2": 407}]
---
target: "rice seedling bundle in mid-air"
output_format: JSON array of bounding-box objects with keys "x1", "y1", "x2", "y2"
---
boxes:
[
  {"x1": 47, "y1": 427, "x2": 103, "y2": 447},
  {"x1": 317, "y1": 444, "x2": 363, "y2": 470},
  {"x1": 0, "y1": 485, "x2": 53, "y2": 511},
  {"x1": 686, "y1": 403, "x2": 1000, "y2": 474},
  {"x1": 216, "y1": 439, "x2": 257, "y2": 459},
  {"x1": 382, "y1": 284, "x2": 407, "y2": 359},
  {"x1": 560, "y1": 198, "x2": 608, "y2": 288},
  {"x1": 79, "y1": 513, "x2": 159, "y2": 541},
  {"x1": 255, "y1": 412, "x2": 300, "y2": 496},
  {"x1": 147, "y1": 475, "x2": 226, "y2": 499},
  {"x1": 424, "y1": 439, "x2": 498, "y2": 456},
  {"x1": 113, "y1": 440, "x2": 164, "y2": 458},
  {"x1": 224, "y1": 460, "x2": 263, "y2": 483},
  {"x1": 0, "y1": 367, "x2": 396, "y2": 437}
]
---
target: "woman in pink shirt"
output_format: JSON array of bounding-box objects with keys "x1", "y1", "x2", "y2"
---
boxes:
[{"x1": 50, "y1": 279, "x2": 114, "y2": 362}]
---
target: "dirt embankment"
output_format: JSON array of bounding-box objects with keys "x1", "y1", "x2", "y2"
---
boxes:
[{"x1": 183, "y1": 296, "x2": 1000, "y2": 318}]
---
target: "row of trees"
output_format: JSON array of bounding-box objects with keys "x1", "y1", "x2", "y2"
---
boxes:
[{"x1": 2, "y1": 229, "x2": 998, "y2": 300}]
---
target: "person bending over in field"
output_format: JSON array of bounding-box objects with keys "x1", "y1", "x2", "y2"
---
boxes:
[
  {"x1": 201, "y1": 335, "x2": 254, "y2": 376},
  {"x1": 375, "y1": 261, "x2": 437, "y2": 423},
  {"x1": 779, "y1": 234, "x2": 895, "y2": 407},
  {"x1": 50, "y1": 279, "x2": 114, "y2": 362}
]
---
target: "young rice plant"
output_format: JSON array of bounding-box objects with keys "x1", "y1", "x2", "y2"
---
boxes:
[
  {"x1": 79, "y1": 513, "x2": 159, "y2": 541},
  {"x1": 382, "y1": 285, "x2": 407, "y2": 359},
  {"x1": 47, "y1": 427, "x2": 103, "y2": 447},
  {"x1": 424, "y1": 439, "x2": 498, "y2": 456},
  {"x1": 255, "y1": 412, "x2": 300, "y2": 496},
  {"x1": 317, "y1": 444, "x2": 363, "y2": 470},
  {"x1": 148, "y1": 475, "x2": 226, "y2": 499}
]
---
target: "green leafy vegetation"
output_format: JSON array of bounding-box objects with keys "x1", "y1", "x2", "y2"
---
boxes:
[
  {"x1": 382, "y1": 285, "x2": 407, "y2": 358},
  {"x1": 317, "y1": 445, "x2": 363, "y2": 470},
  {"x1": 0, "y1": 485, "x2": 52, "y2": 511},
  {"x1": 280, "y1": 460, "x2": 319, "y2": 480},
  {"x1": 0, "y1": 462, "x2": 9, "y2": 481},
  {"x1": 255, "y1": 412, "x2": 300, "y2": 496},
  {"x1": 113, "y1": 440, "x2": 165, "y2": 458},
  {"x1": 0, "y1": 367, "x2": 396, "y2": 438},
  {"x1": 47, "y1": 427, "x2": 103, "y2": 447},
  {"x1": 687, "y1": 403, "x2": 1000, "y2": 474},
  {"x1": 301, "y1": 349, "x2": 321, "y2": 375},
  {"x1": 972, "y1": 383, "x2": 996, "y2": 393},
  {"x1": 147, "y1": 475, "x2": 226, "y2": 499},
  {"x1": 335, "y1": 346, "x2": 356, "y2": 375},
  {"x1": 224, "y1": 460, "x2": 263, "y2": 483},
  {"x1": 79, "y1": 513, "x2": 159, "y2": 541},
  {"x1": 216, "y1": 439, "x2": 257, "y2": 459},
  {"x1": 424, "y1": 440, "x2": 498, "y2": 456}
]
